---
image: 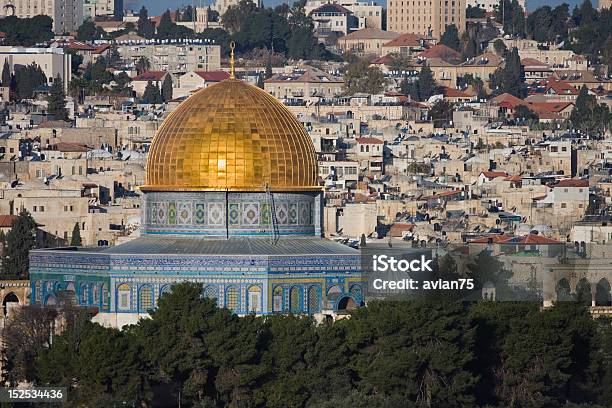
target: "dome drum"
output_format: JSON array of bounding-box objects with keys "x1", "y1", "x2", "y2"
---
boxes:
[{"x1": 142, "y1": 191, "x2": 323, "y2": 237}]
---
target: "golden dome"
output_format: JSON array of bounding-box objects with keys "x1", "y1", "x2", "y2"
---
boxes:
[{"x1": 142, "y1": 79, "x2": 319, "y2": 192}]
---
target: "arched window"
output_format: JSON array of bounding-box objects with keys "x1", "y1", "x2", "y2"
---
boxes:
[
  {"x1": 102, "y1": 283, "x2": 109, "y2": 308},
  {"x1": 117, "y1": 284, "x2": 131, "y2": 310},
  {"x1": 289, "y1": 286, "x2": 301, "y2": 314},
  {"x1": 80, "y1": 284, "x2": 89, "y2": 305},
  {"x1": 247, "y1": 286, "x2": 261, "y2": 313},
  {"x1": 139, "y1": 286, "x2": 153, "y2": 312},
  {"x1": 307, "y1": 286, "x2": 319, "y2": 314},
  {"x1": 159, "y1": 285, "x2": 172, "y2": 300},
  {"x1": 203, "y1": 285, "x2": 218, "y2": 306},
  {"x1": 92, "y1": 284, "x2": 99, "y2": 305},
  {"x1": 349, "y1": 284, "x2": 362, "y2": 299},
  {"x1": 225, "y1": 286, "x2": 239, "y2": 311},
  {"x1": 273, "y1": 286, "x2": 283, "y2": 313}
]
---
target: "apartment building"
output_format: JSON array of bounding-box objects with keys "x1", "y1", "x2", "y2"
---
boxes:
[
  {"x1": 305, "y1": 0, "x2": 383, "y2": 29},
  {"x1": 466, "y1": 0, "x2": 524, "y2": 13},
  {"x1": 387, "y1": 0, "x2": 466, "y2": 39},
  {"x1": 116, "y1": 41, "x2": 221, "y2": 74},
  {"x1": 83, "y1": 0, "x2": 122, "y2": 20},
  {"x1": 0, "y1": 0, "x2": 84, "y2": 33},
  {"x1": 0, "y1": 46, "x2": 72, "y2": 91}
]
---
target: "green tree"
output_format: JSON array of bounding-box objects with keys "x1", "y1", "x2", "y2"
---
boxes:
[
  {"x1": 1, "y1": 59, "x2": 11, "y2": 87},
  {"x1": 156, "y1": 9, "x2": 195, "y2": 40},
  {"x1": 429, "y1": 99, "x2": 454, "y2": 128},
  {"x1": 137, "y1": 6, "x2": 156, "y2": 39},
  {"x1": 466, "y1": 5, "x2": 485, "y2": 18},
  {"x1": 0, "y1": 15, "x2": 53, "y2": 46},
  {"x1": 440, "y1": 24, "x2": 461, "y2": 51},
  {"x1": 493, "y1": 38, "x2": 507, "y2": 55},
  {"x1": 491, "y1": 47, "x2": 525, "y2": 97},
  {"x1": 2, "y1": 209, "x2": 37, "y2": 279},
  {"x1": 70, "y1": 223, "x2": 82, "y2": 246},
  {"x1": 14, "y1": 63, "x2": 46, "y2": 100},
  {"x1": 404, "y1": 66, "x2": 438, "y2": 102},
  {"x1": 76, "y1": 20, "x2": 104, "y2": 41},
  {"x1": 142, "y1": 81, "x2": 162, "y2": 104},
  {"x1": 496, "y1": 0, "x2": 526, "y2": 37},
  {"x1": 161, "y1": 75, "x2": 173, "y2": 102},
  {"x1": 46, "y1": 75, "x2": 69, "y2": 121},
  {"x1": 513, "y1": 104, "x2": 539, "y2": 123},
  {"x1": 386, "y1": 53, "x2": 414, "y2": 73},
  {"x1": 135, "y1": 56, "x2": 151, "y2": 75},
  {"x1": 466, "y1": 250, "x2": 513, "y2": 299},
  {"x1": 344, "y1": 60, "x2": 386, "y2": 95}
]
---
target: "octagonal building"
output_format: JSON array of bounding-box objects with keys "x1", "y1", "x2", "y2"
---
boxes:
[{"x1": 28, "y1": 77, "x2": 364, "y2": 327}]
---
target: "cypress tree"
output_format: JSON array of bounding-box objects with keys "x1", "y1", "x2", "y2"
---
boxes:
[
  {"x1": 70, "y1": 223, "x2": 82, "y2": 247},
  {"x1": 161, "y1": 75, "x2": 173, "y2": 102},
  {"x1": 440, "y1": 24, "x2": 460, "y2": 52},
  {"x1": 1, "y1": 60, "x2": 10, "y2": 87},
  {"x1": 2, "y1": 209, "x2": 37, "y2": 279},
  {"x1": 416, "y1": 66, "x2": 436, "y2": 101},
  {"x1": 143, "y1": 81, "x2": 162, "y2": 104},
  {"x1": 46, "y1": 75, "x2": 69, "y2": 121}
]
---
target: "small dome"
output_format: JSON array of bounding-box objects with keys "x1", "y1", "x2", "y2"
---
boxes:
[{"x1": 142, "y1": 79, "x2": 318, "y2": 192}]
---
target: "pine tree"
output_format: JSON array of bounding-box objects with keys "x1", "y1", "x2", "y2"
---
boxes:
[
  {"x1": 161, "y1": 75, "x2": 173, "y2": 102},
  {"x1": 46, "y1": 75, "x2": 69, "y2": 121},
  {"x1": 1, "y1": 60, "x2": 10, "y2": 87},
  {"x1": 142, "y1": 81, "x2": 162, "y2": 104},
  {"x1": 70, "y1": 223, "x2": 82, "y2": 247},
  {"x1": 416, "y1": 66, "x2": 436, "y2": 101},
  {"x1": 440, "y1": 24, "x2": 460, "y2": 51},
  {"x1": 0, "y1": 230, "x2": 7, "y2": 270},
  {"x1": 491, "y1": 47, "x2": 525, "y2": 98},
  {"x1": 137, "y1": 6, "x2": 156, "y2": 39},
  {"x1": 2, "y1": 209, "x2": 37, "y2": 279}
]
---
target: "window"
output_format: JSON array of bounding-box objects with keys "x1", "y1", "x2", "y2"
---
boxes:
[
  {"x1": 203, "y1": 285, "x2": 218, "y2": 305},
  {"x1": 102, "y1": 284, "x2": 109, "y2": 307},
  {"x1": 290, "y1": 286, "x2": 300, "y2": 313},
  {"x1": 139, "y1": 286, "x2": 153, "y2": 311},
  {"x1": 247, "y1": 286, "x2": 261, "y2": 313},
  {"x1": 92, "y1": 284, "x2": 99, "y2": 305},
  {"x1": 226, "y1": 286, "x2": 239, "y2": 311},
  {"x1": 118, "y1": 283, "x2": 131, "y2": 309},
  {"x1": 81, "y1": 284, "x2": 89, "y2": 305},
  {"x1": 273, "y1": 286, "x2": 283, "y2": 313},
  {"x1": 307, "y1": 286, "x2": 319, "y2": 314},
  {"x1": 561, "y1": 203, "x2": 567, "y2": 209}
]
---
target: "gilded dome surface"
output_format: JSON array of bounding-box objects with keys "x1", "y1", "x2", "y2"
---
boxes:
[{"x1": 142, "y1": 79, "x2": 319, "y2": 192}]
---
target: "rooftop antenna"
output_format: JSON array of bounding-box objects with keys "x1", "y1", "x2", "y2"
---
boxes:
[{"x1": 229, "y1": 41, "x2": 235, "y2": 79}]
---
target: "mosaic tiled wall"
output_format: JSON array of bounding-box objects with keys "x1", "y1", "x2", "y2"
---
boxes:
[{"x1": 143, "y1": 191, "x2": 321, "y2": 236}]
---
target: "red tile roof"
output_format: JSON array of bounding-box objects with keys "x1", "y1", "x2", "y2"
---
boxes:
[
  {"x1": 93, "y1": 44, "x2": 110, "y2": 54},
  {"x1": 544, "y1": 78, "x2": 578, "y2": 95},
  {"x1": 552, "y1": 179, "x2": 589, "y2": 188},
  {"x1": 441, "y1": 87, "x2": 475, "y2": 98},
  {"x1": 69, "y1": 41, "x2": 95, "y2": 51},
  {"x1": 0, "y1": 215, "x2": 17, "y2": 228},
  {"x1": 389, "y1": 222, "x2": 414, "y2": 237},
  {"x1": 418, "y1": 44, "x2": 461, "y2": 61},
  {"x1": 482, "y1": 171, "x2": 508, "y2": 178},
  {"x1": 469, "y1": 234, "x2": 512, "y2": 244},
  {"x1": 194, "y1": 71, "x2": 230, "y2": 81},
  {"x1": 499, "y1": 234, "x2": 563, "y2": 245},
  {"x1": 383, "y1": 33, "x2": 423, "y2": 48},
  {"x1": 489, "y1": 93, "x2": 528, "y2": 109},
  {"x1": 504, "y1": 174, "x2": 522, "y2": 182}
]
